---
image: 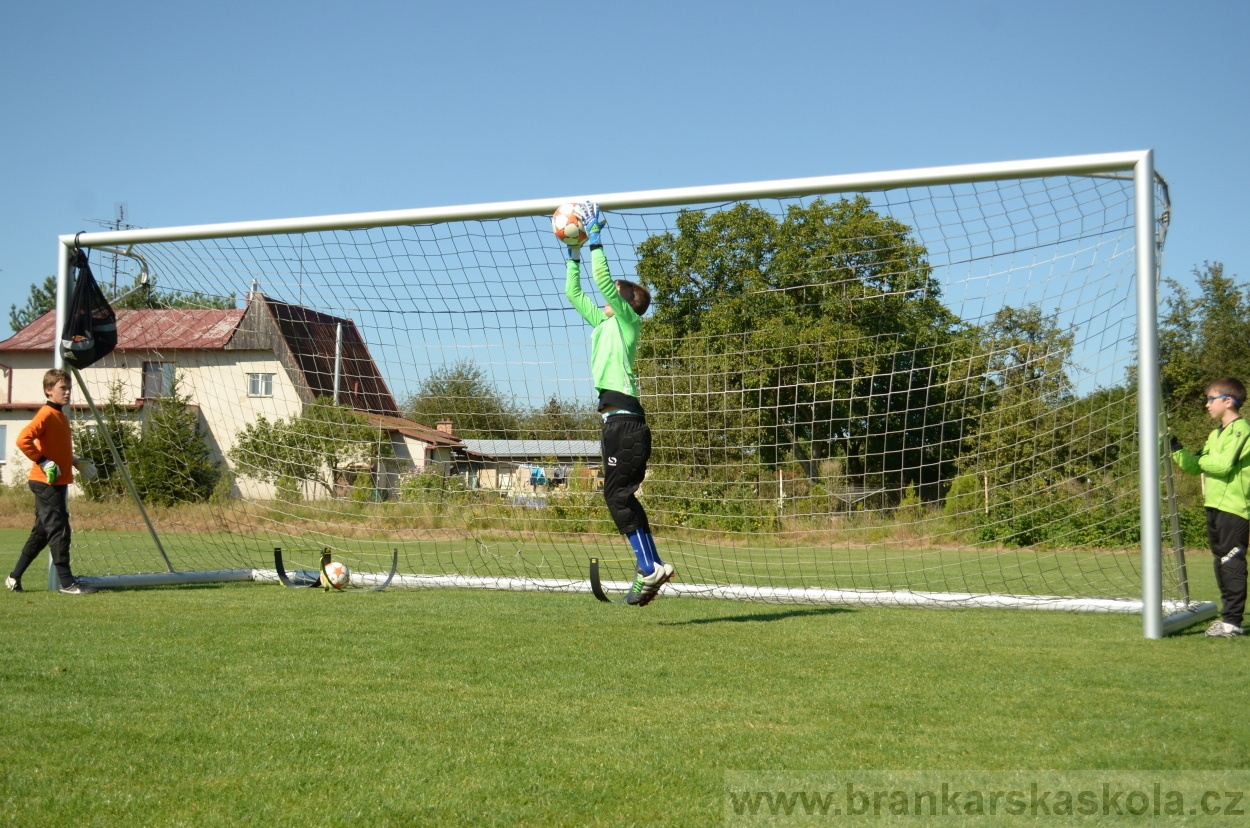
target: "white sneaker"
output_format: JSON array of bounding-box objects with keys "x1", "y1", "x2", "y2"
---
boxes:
[
  {"x1": 626, "y1": 562, "x2": 674, "y2": 607},
  {"x1": 1205, "y1": 621, "x2": 1244, "y2": 638},
  {"x1": 58, "y1": 581, "x2": 99, "y2": 595},
  {"x1": 5, "y1": 575, "x2": 21, "y2": 593}
]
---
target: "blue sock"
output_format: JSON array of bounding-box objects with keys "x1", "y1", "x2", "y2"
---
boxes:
[{"x1": 626, "y1": 528, "x2": 662, "y2": 575}]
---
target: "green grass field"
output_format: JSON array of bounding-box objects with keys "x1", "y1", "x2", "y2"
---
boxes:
[{"x1": 1, "y1": 530, "x2": 1244, "y2": 826}]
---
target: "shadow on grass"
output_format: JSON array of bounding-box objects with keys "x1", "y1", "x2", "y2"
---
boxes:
[
  {"x1": 97, "y1": 583, "x2": 231, "y2": 593},
  {"x1": 660, "y1": 606, "x2": 853, "y2": 626}
]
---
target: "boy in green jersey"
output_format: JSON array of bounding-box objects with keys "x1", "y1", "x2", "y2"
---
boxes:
[
  {"x1": 562, "y1": 202, "x2": 674, "y2": 606},
  {"x1": 1172, "y1": 376, "x2": 1250, "y2": 636}
]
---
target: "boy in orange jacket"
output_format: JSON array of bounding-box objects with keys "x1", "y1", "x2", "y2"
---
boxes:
[{"x1": 6, "y1": 369, "x2": 97, "y2": 594}]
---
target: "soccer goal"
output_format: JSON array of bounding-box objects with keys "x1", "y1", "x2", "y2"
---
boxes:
[{"x1": 48, "y1": 150, "x2": 1212, "y2": 637}]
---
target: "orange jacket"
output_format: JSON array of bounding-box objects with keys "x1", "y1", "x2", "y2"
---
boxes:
[{"x1": 17, "y1": 403, "x2": 74, "y2": 486}]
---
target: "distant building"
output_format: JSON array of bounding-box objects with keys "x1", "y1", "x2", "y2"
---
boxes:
[
  {"x1": 460, "y1": 439, "x2": 602, "y2": 493},
  {"x1": 0, "y1": 294, "x2": 463, "y2": 498}
]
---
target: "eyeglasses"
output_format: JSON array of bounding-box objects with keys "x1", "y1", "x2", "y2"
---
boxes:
[{"x1": 1207, "y1": 395, "x2": 1232, "y2": 403}]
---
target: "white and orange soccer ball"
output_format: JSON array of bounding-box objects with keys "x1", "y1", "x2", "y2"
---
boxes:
[
  {"x1": 324, "y1": 561, "x2": 351, "y2": 590},
  {"x1": 552, "y1": 203, "x2": 587, "y2": 246}
]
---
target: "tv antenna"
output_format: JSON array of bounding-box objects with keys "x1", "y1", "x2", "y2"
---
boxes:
[{"x1": 85, "y1": 202, "x2": 139, "y2": 292}]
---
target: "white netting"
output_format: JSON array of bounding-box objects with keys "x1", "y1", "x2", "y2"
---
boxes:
[{"x1": 62, "y1": 169, "x2": 1186, "y2": 613}]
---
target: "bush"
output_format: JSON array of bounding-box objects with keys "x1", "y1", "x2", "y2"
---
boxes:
[
  {"x1": 943, "y1": 473, "x2": 984, "y2": 528},
  {"x1": 74, "y1": 381, "x2": 138, "y2": 501},
  {"x1": 128, "y1": 374, "x2": 221, "y2": 506},
  {"x1": 74, "y1": 376, "x2": 221, "y2": 505}
]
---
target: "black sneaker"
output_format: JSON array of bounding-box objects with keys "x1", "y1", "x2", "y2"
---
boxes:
[
  {"x1": 58, "y1": 581, "x2": 99, "y2": 595},
  {"x1": 5, "y1": 575, "x2": 22, "y2": 593}
]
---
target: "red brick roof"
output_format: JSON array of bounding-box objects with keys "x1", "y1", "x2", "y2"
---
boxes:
[
  {"x1": 0, "y1": 309, "x2": 244, "y2": 352},
  {"x1": 0, "y1": 299, "x2": 430, "y2": 431}
]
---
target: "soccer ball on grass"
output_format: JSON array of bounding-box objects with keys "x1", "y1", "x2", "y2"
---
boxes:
[{"x1": 324, "y1": 561, "x2": 351, "y2": 590}]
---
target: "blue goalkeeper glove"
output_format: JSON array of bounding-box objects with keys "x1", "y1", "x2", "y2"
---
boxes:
[
  {"x1": 40, "y1": 459, "x2": 60, "y2": 485},
  {"x1": 565, "y1": 242, "x2": 581, "y2": 262},
  {"x1": 575, "y1": 202, "x2": 607, "y2": 246}
]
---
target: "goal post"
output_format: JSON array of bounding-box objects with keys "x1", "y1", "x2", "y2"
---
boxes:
[{"x1": 47, "y1": 151, "x2": 1214, "y2": 637}]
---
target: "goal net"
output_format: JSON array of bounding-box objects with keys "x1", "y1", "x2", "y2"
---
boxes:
[{"x1": 49, "y1": 153, "x2": 1205, "y2": 633}]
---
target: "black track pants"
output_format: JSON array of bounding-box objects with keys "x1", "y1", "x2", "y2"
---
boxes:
[
  {"x1": 11, "y1": 481, "x2": 74, "y2": 588},
  {"x1": 601, "y1": 414, "x2": 651, "y2": 535},
  {"x1": 1206, "y1": 508, "x2": 1248, "y2": 627}
]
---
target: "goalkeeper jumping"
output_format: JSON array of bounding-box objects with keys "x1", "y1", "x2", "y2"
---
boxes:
[{"x1": 562, "y1": 203, "x2": 674, "y2": 606}]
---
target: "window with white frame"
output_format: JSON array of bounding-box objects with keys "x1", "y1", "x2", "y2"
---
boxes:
[
  {"x1": 142, "y1": 362, "x2": 176, "y2": 398},
  {"x1": 247, "y1": 373, "x2": 274, "y2": 397}
]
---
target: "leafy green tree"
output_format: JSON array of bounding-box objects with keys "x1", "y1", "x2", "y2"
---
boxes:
[
  {"x1": 519, "y1": 396, "x2": 599, "y2": 441},
  {"x1": 635, "y1": 197, "x2": 980, "y2": 501},
  {"x1": 8, "y1": 272, "x2": 235, "y2": 334},
  {"x1": 127, "y1": 373, "x2": 222, "y2": 506},
  {"x1": 1160, "y1": 261, "x2": 1250, "y2": 444},
  {"x1": 74, "y1": 374, "x2": 222, "y2": 505},
  {"x1": 955, "y1": 306, "x2": 1143, "y2": 546},
  {"x1": 9, "y1": 275, "x2": 56, "y2": 332},
  {"x1": 230, "y1": 398, "x2": 393, "y2": 499},
  {"x1": 402, "y1": 360, "x2": 520, "y2": 439},
  {"x1": 964, "y1": 306, "x2": 1076, "y2": 489},
  {"x1": 109, "y1": 274, "x2": 236, "y2": 311},
  {"x1": 73, "y1": 381, "x2": 139, "y2": 501}
]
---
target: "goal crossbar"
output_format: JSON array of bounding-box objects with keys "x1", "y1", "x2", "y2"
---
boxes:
[{"x1": 60, "y1": 152, "x2": 1149, "y2": 248}]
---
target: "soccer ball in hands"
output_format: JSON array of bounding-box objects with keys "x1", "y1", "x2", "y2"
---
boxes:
[
  {"x1": 552, "y1": 203, "x2": 587, "y2": 246},
  {"x1": 324, "y1": 561, "x2": 351, "y2": 590}
]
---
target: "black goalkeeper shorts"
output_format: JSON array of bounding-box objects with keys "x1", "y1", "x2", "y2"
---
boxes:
[{"x1": 600, "y1": 414, "x2": 651, "y2": 535}]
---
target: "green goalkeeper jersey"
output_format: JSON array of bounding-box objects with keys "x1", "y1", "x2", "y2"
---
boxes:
[
  {"x1": 1174, "y1": 417, "x2": 1250, "y2": 519},
  {"x1": 565, "y1": 247, "x2": 641, "y2": 399}
]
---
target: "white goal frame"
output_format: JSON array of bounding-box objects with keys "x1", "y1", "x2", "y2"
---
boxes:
[{"x1": 52, "y1": 150, "x2": 1207, "y2": 638}]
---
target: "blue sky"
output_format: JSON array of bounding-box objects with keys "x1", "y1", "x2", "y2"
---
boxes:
[{"x1": 1, "y1": 0, "x2": 1246, "y2": 328}]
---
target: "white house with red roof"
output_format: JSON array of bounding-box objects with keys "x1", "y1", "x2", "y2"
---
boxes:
[{"x1": 0, "y1": 294, "x2": 463, "y2": 499}]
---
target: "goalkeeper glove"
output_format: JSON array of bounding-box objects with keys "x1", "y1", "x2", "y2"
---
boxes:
[
  {"x1": 74, "y1": 457, "x2": 98, "y2": 481},
  {"x1": 575, "y1": 202, "x2": 607, "y2": 246},
  {"x1": 40, "y1": 459, "x2": 60, "y2": 485},
  {"x1": 566, "y1": 243, "x2": 581, "y2": 262},
  {"x1": 1169, "y1": 435, "x2": 1183, "y2": 453}
]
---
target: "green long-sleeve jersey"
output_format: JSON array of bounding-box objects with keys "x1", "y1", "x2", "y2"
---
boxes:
[
  {"x1": 565, "y1": 247, "x2": 641, "y2": 399},
  {"x1": 1173, "y1": 417, "x2": 1250, "y2": 519}
]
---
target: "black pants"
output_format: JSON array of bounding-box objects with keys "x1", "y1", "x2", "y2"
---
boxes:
[
  {"x1": 601, "y1": 414, "x2": 651, "y2": 535},
  {"x1": 11, "y1": 481, "x2": 75, "y2": 588},
  {"x1": 1206, "y1": 508, "x2": 1248, "y2": 627}
]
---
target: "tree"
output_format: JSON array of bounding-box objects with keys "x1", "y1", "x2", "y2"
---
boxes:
[
  {"x1": 635, "y1": 197, "x2": 979, "y2": 501},
  {"x1": 127, "y1": 373, "x2": 222, "y2": 505},
  {"x1": 519, "y1": 396, "x2": 599, "y2": 441},
  {"x1": 73, "y1": 374, "x2": 222, "y2": 505},
  {"x1": 402, "y1": 360, "x2": 520, "y2": 439},
  {"x1": 1159, "y1": 261, "x2": 1250, "y2": 443},
  {"x1": 230, "y1": 398, "x2": 393, "y2": 499},
  {"x1": 961, "y1": 306, "x2": 1076, "y2": 489},
  {"x1": 9, "y1": 275, "x2": 56, "y2": 332},
  {"x1": 8, "y1": 272, "x2": 235, "y2": 334},
  {"x1": 955, "y1": 306, "x2": 1144, "y2": 546},
  {"x1": 109, "y1": 274, "x2": 236, "y2": 311},
  {"x1": 73, "y1": 381, "x2": 139, "y2": 501}
]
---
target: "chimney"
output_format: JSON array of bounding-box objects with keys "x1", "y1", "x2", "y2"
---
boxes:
[{"x1": 436, "y1": 418, "x2": 454, "y2": 435}]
